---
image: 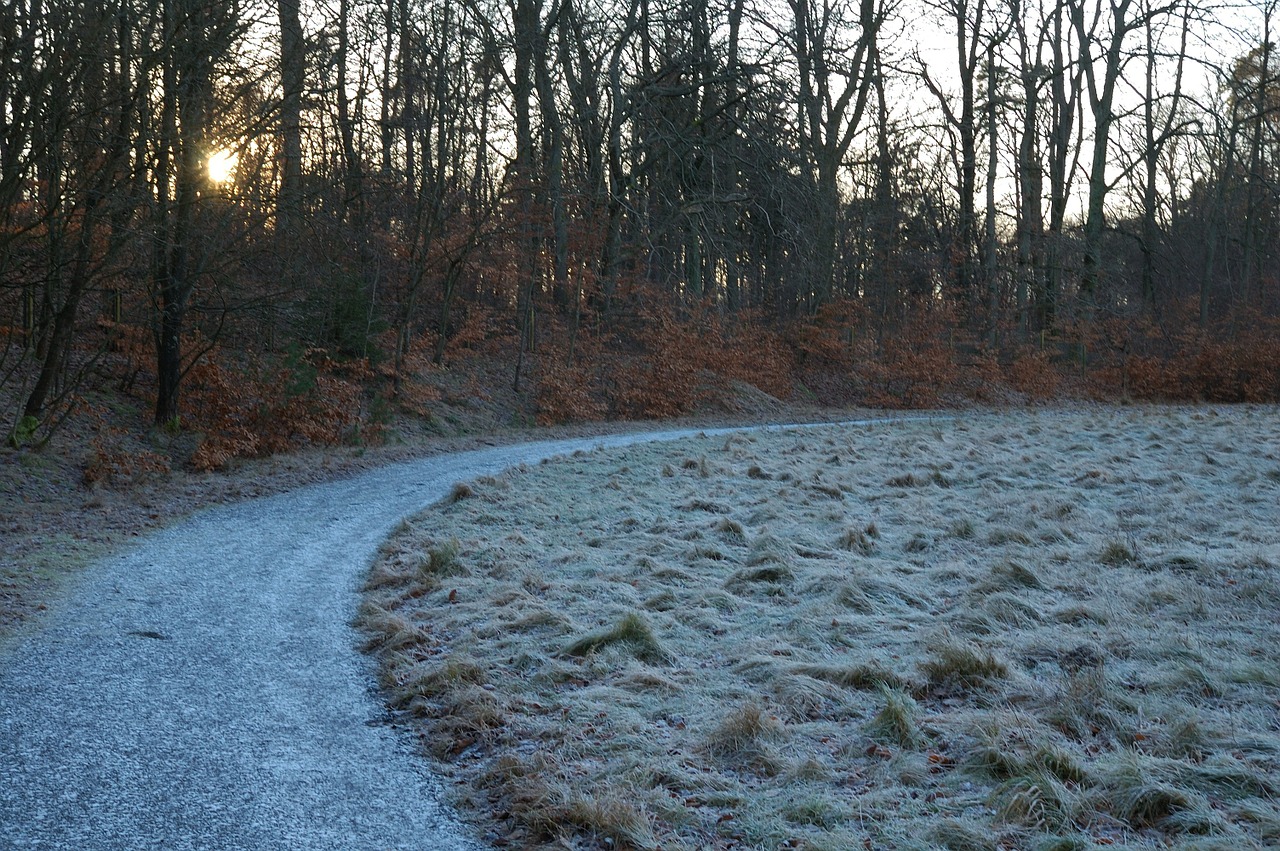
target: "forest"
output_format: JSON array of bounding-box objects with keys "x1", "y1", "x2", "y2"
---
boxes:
[{"x1": 2, "y1": 0, "x2": 1278, "y2": 468}]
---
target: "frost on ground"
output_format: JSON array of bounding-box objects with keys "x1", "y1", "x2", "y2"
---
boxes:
[{"x1": 361, "y1": 406, "x2": 1280, "y2": 850}]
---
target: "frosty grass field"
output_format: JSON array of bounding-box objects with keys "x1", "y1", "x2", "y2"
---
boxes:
[{"x1": 360, "y1": 406, "x2": 1280, "y2": 850}]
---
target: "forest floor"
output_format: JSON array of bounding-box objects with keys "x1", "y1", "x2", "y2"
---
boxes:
[
  {"x1": 360, "y1": 405, "x2": 1280, "y2": 850},
  {"x1": 0, "y1": 360, "x2": 843, "y2": 645}
]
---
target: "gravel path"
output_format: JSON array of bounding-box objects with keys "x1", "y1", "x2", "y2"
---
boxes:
[{"x1": 4, "y1": 423, "x2": 926, "y2": 850}]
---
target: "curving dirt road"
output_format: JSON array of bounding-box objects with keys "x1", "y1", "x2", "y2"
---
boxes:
[{"x1": 0, "y1": 421, "x2": 910, "y2": 849}]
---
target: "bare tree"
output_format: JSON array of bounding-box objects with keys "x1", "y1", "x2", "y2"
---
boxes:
[
  {"x1": 1071, "y1": 0, "x2": 1178, "y2": 301},
  {"x1": 787, "y1": 0, "x2": 889, "y2": 309}
]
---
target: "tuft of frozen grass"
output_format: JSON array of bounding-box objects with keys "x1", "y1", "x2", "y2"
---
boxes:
[
  {"x1": 727, "y1": 564, "x2": 793, "y2": 590},
  {"x1": 354, "y1": 602, "x2": 422, "y2": 652},
  {"x1": 993, "y1": 768, "x2": 1082, "y2": 832},
  {"x1": 928, "y1": 819, "x2": 1000, "y2": 851},
  {"x1": 713, "y1": 517, "x2": 746, "y2": 543},
  {"x1": 987, "y1": 559, "x2": 1044, "y2": 589},
  {"x1": 704, "y1": 701, "x2": 788, "y2": 775},
  {"x1": 394, "y1": 654, "x2": 487, "y2": 701},
  {"x1": 837, "y1": 524, "x2": 878, "y2": 553},
  {"x1": 921, "y1": 639, "x2": 1009, "y2": 691},
  {"x1": 446, "y1": 482, "x2": 474, "y2": 503},
  {"x1": 563, "y1": 611, "x2": 669, "y2": 664},
  {"x1": 419, "y1": 537, "x2": 463, "y2": 577},
  {"x1": 1099, "y1": 540, "x2": 1137, "y2": 565},
  {"x1": 560, "y1": 791, "x2": 661, "y2": 850},
  {"x1": 867, "y1": 684, "x2": 925, "y2": 748},
  {"x1": 794, "y1": 660, "x2": 907, "y2": 692},
  {"x1": 903, "y1": 532, "x2": 932, "y2": 553},
  {"x1": 1099, "y1": 751, "x2": 1216, "y2": 832}
]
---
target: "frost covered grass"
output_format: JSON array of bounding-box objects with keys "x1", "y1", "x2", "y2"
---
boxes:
[{"x1": 360, "y1": 406, "x2": 1280, "y2": 850}]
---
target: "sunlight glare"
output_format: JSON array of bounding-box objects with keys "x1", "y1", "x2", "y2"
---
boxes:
[{"x1": 207, "y1": 149, "x2": 237, "y2": 184}]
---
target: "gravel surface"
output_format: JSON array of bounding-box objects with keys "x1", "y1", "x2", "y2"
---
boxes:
[{"x1": 0, "y1": 421, "x2": 918, "y2": 849}]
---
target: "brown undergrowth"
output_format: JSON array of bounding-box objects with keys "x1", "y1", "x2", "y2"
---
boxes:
[{"x1": 361, "y1": 406, "x2": 1280, "y2": 850}]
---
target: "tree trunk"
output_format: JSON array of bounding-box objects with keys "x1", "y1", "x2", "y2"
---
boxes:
[
  {"x1": 277, "y1": 0, "x2": 304, "y2": 237},
  {"x1": 1014, "y1": 7, "x2": 1044, "y2": 336},
  {"x1": 1074, "y1": 0, "x2": 1137, "y2": 301},
  {"x1": 1045, "y1": 0, "x2": 1080, "y2": 319},
  {"x1": 983, "y1": 43, "x2": 999, "y2": 344}
]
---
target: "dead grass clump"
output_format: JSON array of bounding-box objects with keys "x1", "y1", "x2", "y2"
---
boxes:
[
  {"x1": 704, "y1": 701, "x2": 788, "y2": 775},
  {"x1": 392, "y1": 653, "x2": 489, "y2": 715},
  {"x1": 1234, "y1": 801, "x2": 1280, "y2": 841},
  {"x1": 1160, "y1": 714, "x2": 1210, "y2": 761},
  {"x1": 563, "y1": 612, "x2": 670, "y2": 664},
  {"x1": 794, "y1": 661, "x2": 907, "y2": 692},
  {"x1": 779, "y1": 794, "x2": 848, "y2": 829},
  {"x1": 921, "y1": 640, "x2": 1010, "y2": 692},
  {"x1": 833, "y1": 576, "x2": 923, "y2": 613},
  {"x1": 809, "y1": 482, "x2": 845, "y2": 500},
  {"x1": 419, "y1": 538, "x2": 464, "y2": 577},
  {"x1": 771, "y1": 673, "x2": 847, "y2": 720},
  {"x1": 987, "y1": 559, "x2": 1045, "y2": 589},
  {"x1": 714, "y1": 517, "x2": 746, "y2": 543},
  {"x1": 552, "y1": 783, "x2": 660, "y2": 849},
  {"x1": 903, "y1": 532, "x2": 932, "y2": 553},
  {"x1": 979, "y1": 592, "x2": 1042, "y2": 628},
  {"x1": 1184, "y1": 756, "x2": 1277, "y2": 800},
  {"x1": 746, "y1": 464, "x2": 772, "y2": 479},
  {"x1": 683, "y1": 498, "x2": 728, "y2": 513},
  {"x1": 479, "y1": 752, "x2": 568, "y2": 842},
  {"x1": 837, "y1": 525, "x2": 877, "y2": 553},
  {"x1": 437, "y1": 684, "x2": 505, "y2": 738},
  {"x1": 561, "y1": 790, "x2": 661, "y2": 850},
  {"x1": 727, "y1": 564, "x2": 794, "y2": 591},
  {"x1": 642, "y1": 590, "x2": 678, "y2": 612},
  {"x1": 363, "y1": 560, "x2": 413, "y2": 590},
  {"x1": 993, "y1": 769, "x2": 1082, "y2": 832},
  {"x1": 617, "y1": 667, "x2": 681, "y2": 693},
  {"x1": 446, "y1": 482, "x2": 475, "y2": 503},
  {"x1": 1033, "y1": 838, "x2": 1091, "y2": 851},
  {"x1": 1051, "y1": 604, "x2": 1109, "y2": 626},
  {"x1": 966, "y1": 721, "x2": 1031, "y2": 780},
  {"x1": 1041, "y1": 646, "x2": 1128, "y2": 738},
  {"x1": 986, "y1": 526, "x2": 1034, "y2": 546},
  {"x1": 1100, "y1": 753, "x2": 1213, "y2": 832},
  {"x1": 1032, "y1": 744, "x2": 1088, "y2": 785},
  {"x1": 928, "y1": 818, "x2": 999, "y2": 851},
  {"x1": 510, "y1": 607, "x2": 572, "y2": 631},
  {"x1": 356, "y1": 602, "x2": 423, "y2": 652},
  {"x1": 1099, "y1": 540, "x2": 1137, "y2": 566},
  {"x1": 947, "y1": 518, "x2": 977, "y2": 539},
  {"x1": 887, "y1": 472, "x2": 921, "y2": 487},
  {"x1": 746, "y1": 533, "x2": 791, "y2": 565},
  {"x1": 400, "y1": 654, "x2": 487, "y2": 695},
  {"x1": 833, "y1": 582, "x2": 875, "y2": 613},
  {"x1": 867, "y1": 684, "x2": 926, "y2": 748}
]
